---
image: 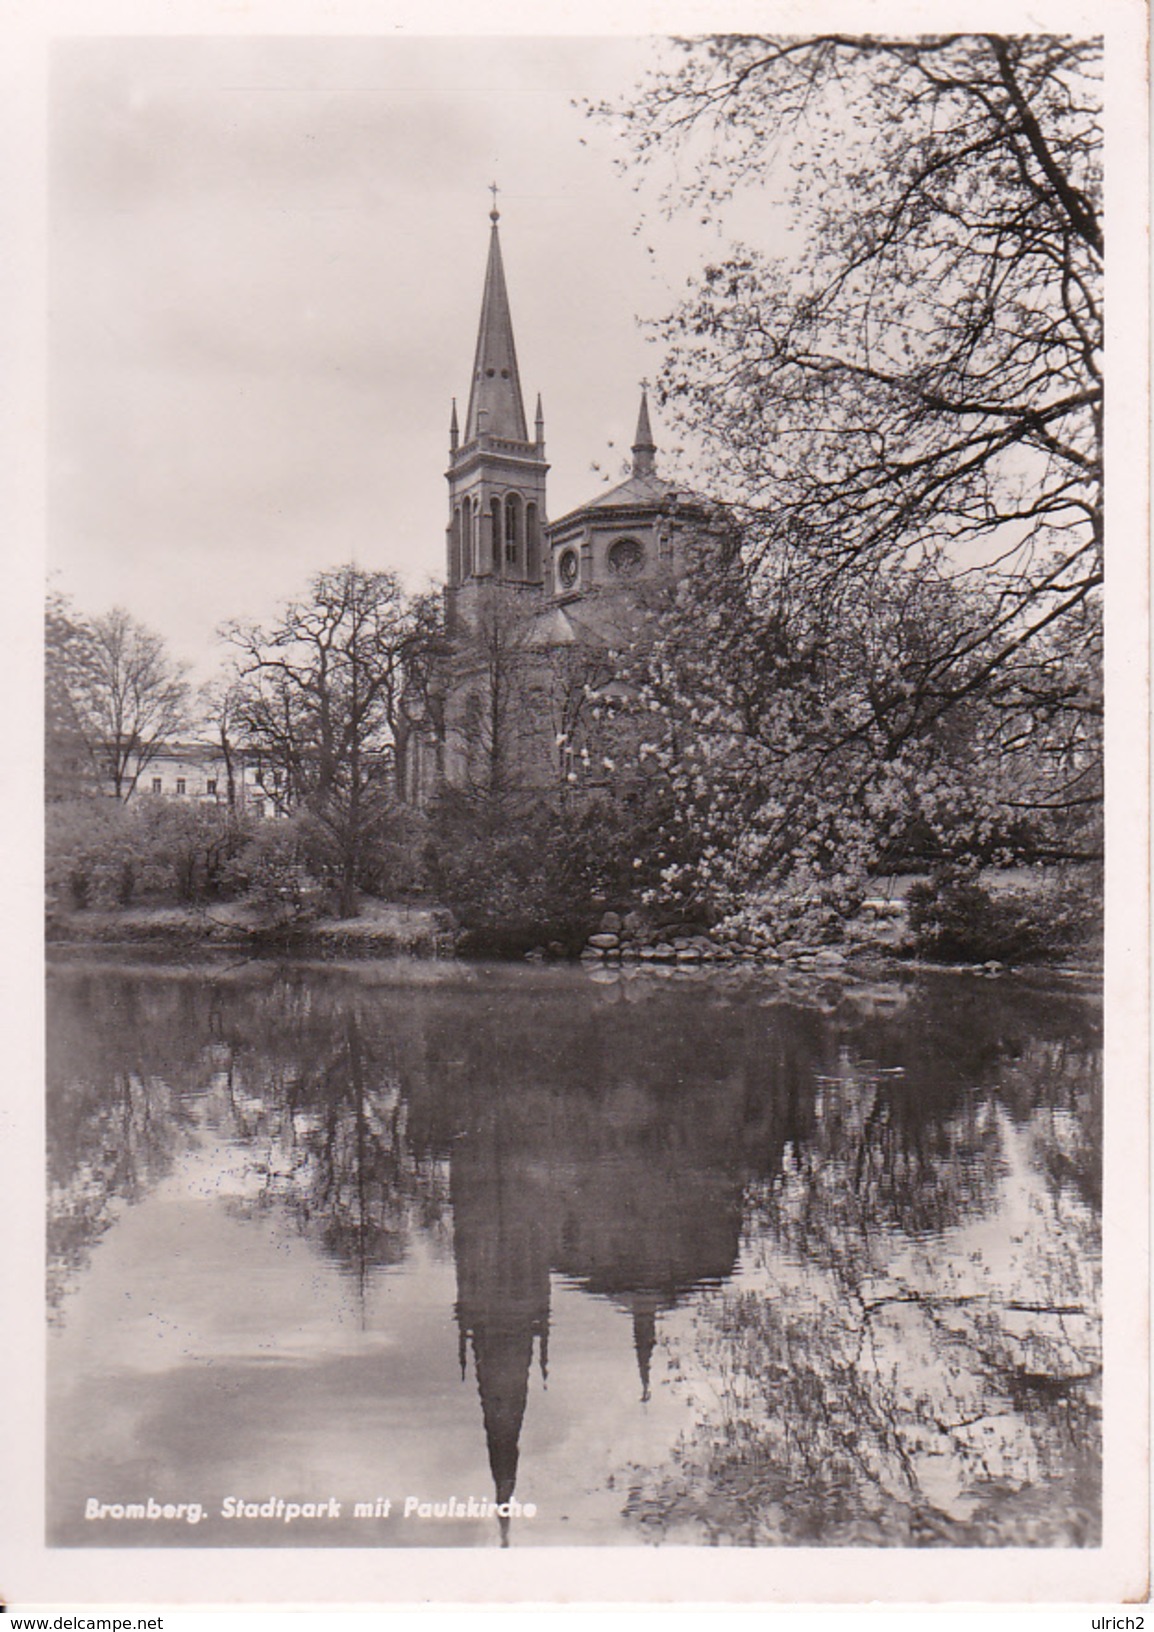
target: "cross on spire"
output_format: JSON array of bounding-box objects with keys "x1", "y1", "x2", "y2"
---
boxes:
[{"x1": 489, "y1": 181, "x2": 500, "y2": 223}]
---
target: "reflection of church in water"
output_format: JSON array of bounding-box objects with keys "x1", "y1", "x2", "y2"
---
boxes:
[
  {"x1": 449, "y1": 1094, "x2": 750, "y2": 1544},
  {"x1": 401, "y1": 200, "x2": 719, "y2": 802},
  {"x1": 401, "y1": 203, "x2": 746, "y2": 1539},
  {"x1": 434, "y1": 1005, "x2": 797, "y2": 1544}
]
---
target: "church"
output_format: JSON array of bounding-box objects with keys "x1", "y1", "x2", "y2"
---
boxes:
[{"x1": 399, "y1": 201, "x2": 720, "y2": 805}]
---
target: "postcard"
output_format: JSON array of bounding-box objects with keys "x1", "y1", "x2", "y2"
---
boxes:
[{"x1": 3, "y1": 0, "x2": 1148, "y2": 1613}]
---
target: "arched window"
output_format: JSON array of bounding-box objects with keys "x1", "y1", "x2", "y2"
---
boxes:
[
  {"x1": 526, "y1": 503, "x2": 540, "y2": 579},
  {"x1": 452, "y1": 506, "x2": 463, "y2": 582},
  {"x1": 458, "y1": 501, "x2": 470, "y2": 577},
  {"x1": 490, "y1": 497, "x2": 503, "y2": 572},
  {"x1": 505, "y1": 493, "x2": 521, "y2": 569}
]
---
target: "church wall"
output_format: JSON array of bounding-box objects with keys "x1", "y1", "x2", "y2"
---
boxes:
[{"x1": 546, "y1": 510, "x2": 697, "y2": 606}]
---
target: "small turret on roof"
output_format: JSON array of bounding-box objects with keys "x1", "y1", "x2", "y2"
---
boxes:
[
  {"x1": 631, "y1": 389, "x2": 657, "y2": 478},
  {"x1": 548, "y1": 391, "x2": 706, "y2": 527}
]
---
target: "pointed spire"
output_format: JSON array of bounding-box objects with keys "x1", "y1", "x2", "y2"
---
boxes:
[
  {"x1": 535, "y1": 393, "x2": 545, "y2": 452},
  {"x1": 464, "y1": 207, "x2": 529, "y2": 444},
  {"x1": 632, "y1": 389, "x2": 657, "y2": 479},
  {"x1": 449, "y1": 398, "x2": 459, "y2": 456}
]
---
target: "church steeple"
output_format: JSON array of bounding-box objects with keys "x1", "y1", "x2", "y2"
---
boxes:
[
  {"x1": 464, "y1": 202, "x2": 529, "y2": 444},
  {"x1": 445, "y1": 200, "x2": 548, "y2": 616}
]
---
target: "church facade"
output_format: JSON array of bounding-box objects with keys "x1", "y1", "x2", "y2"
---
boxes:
[{"x1": 400, "y1": 205, "x2": 719, "y2": 805}]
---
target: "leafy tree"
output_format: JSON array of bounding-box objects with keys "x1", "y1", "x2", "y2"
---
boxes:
[
  {"x1": 46, "y1": 795, "x2": 250, "y2": 910},
  {"x1": 224, "y1": 565, "x2": 433, "y2": 917},
  {"x1": 604, "y1": 35, "x2": 1102, "y2": 870},
  {"x1": 45, "y1": 595, "x2": 100, "y2": 802},
  {"x1": 426, "y1": 789, "x2": 664, "y2": 955},
  {"x1": 47, "y1": 600, "x2": 189, "y2": 800},
  {"x1": 46, "y1": 797, "x2": 136, "y2": 910}
]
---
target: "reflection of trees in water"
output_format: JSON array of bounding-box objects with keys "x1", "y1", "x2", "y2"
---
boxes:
[
  {"x1": 47, "y1": 972, "x2": 207, "y2": 1312},
  {"x1": 997, "y1": 1038, "x2": 1102, "y2": 1215},
  {"x1": 47, "y1": 960, "x2": 1101, "y2": 1546},
  {"x1": 222, "y1": 1007, "x2": 452, "y2": 1288},
  {"x1": 47, "y1": 1069, "x2": 196, "y2": 1314},
  {"x1": 46, "y1": 964, "x2": 452, "y2": 1305},
  {"x1": 786, "y1": 1059, "x2": 1007, "y2": 1251},
  {"x1": 623, "y1": 1034, "x2": 1101, "y2": 1548}
]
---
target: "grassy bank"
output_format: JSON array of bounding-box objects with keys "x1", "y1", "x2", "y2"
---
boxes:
[{"x1": 47, "y1": 897, "x2": 456, "y2": 957}]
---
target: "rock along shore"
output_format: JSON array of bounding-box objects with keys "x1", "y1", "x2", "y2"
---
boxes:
[{"x1": 554, "y1": 900, "x2": 930, "y2": 975}]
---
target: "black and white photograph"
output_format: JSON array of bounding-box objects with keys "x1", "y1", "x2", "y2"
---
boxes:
[{"x1": 4, "y1": 0, "x2": 1148, "y2": 1614}]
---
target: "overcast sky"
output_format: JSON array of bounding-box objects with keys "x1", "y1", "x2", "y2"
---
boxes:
[{"x1": 48, "y1": 34, "x2": 783, "y2": 682}]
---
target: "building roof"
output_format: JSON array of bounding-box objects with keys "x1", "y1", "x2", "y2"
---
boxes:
[
  {"x1": 549, "y1": 469, "x2": 711, "y2": 529},
  {"x1": 463, "y1": 213, "x2": 529, "y2": 444},
  {"x1": 549, "y1": 390, "x2": 710, "y2": 529}
]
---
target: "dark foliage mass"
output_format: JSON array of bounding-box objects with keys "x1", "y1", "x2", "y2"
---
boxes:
[
  {"x1": 424, "y1": 788, "x2": 670, "y2": 956},
  {"x1": 906, "y1": 866, "x2": 1101, "y2": 964}
]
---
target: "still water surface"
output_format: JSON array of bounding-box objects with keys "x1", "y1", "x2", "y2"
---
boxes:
[{"x1": 47, "y1": 953, "x2": 1101, "y2": 1549}]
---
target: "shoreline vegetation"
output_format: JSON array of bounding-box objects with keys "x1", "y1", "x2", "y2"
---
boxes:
[{"x1": 46, "y1": 866, "x2": 1102, "y2": 980}]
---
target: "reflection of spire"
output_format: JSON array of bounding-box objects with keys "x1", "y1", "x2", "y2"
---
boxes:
[
  {"x1": 451, "y1": 1118, "x2": 551, "y2": 1548},
  {"x1": 464, "y1": 1320, "x2": 547, "y2": 1547},
  {"x1": 631, "y1": 1297, "x2": 659, "y2": 1403}
]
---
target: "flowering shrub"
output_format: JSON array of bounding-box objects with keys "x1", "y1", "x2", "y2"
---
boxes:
[{"x1": 613, "y1": 541, "x2": 1099, "y2": 921}]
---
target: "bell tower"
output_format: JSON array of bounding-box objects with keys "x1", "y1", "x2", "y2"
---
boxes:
[{"x1": 446, "y1": 194, "x2": 548, "y2": 631}]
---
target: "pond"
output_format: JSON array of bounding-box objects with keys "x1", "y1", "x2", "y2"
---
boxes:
[{"x1": 46, "y1": 952, "x2": 1102, "y2": 1550}]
